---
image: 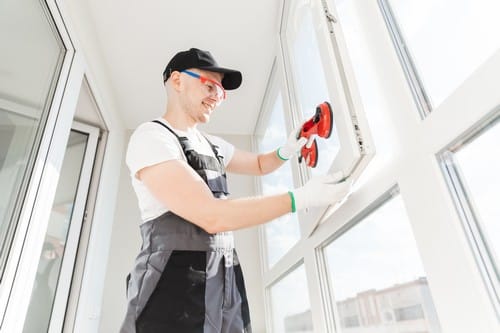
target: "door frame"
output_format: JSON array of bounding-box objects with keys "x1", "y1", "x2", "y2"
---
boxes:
[{"x1": 48, "y1": 121, "x2": 99, "y2": 333}]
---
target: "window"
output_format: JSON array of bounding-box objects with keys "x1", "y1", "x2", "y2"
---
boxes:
[
  {"x1": 0, "y1": 0, "x2": 66, "y2": 278},
  {"x1": 440, "y1": 114, "x2": 500, "y2": 314},
  {"x1": 269, "y1": 264, "x2": 312, "y2": 333},
  {"x1": 258, "y1": 0, "x2": 500, "y2": 331},
  {"x1": 321, "y1": 193, "x2": 442, "y2": 332},
  {"x1": 256, "y1": 59, "x2": 302, "y2": 268},
  {"x1": 394, "y1": 304, "x2": 424, "y2": 322},
  {"x1": 343, "y1": 315, "x2": 360, "y2": 328},
  {"x1": 281, "y1": 0, "x2": 340, "y2": 175},
  {"x1": 379, "y1": 0, "x2": 500, "y2": 115},
  {"x1": 329, "y1": 0, "x2": 398, "y2": 185},
  {"x1": 280, "y1": 0, "x2": 374, "y2": 236},
  {"x1": 257, "y1": 90, "x2": 301, "y2": 267},
  {"x1": 22, "y1": 130, "x2": 89, "y2": 333}
]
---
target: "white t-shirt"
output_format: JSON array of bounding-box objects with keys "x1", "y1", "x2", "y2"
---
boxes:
[{"x1": 126, "y1": 118, "x2": 235, "y2": 223}]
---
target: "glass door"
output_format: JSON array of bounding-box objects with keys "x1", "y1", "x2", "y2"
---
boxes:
[
  {"x1": 0, "y1": 0, "x2": 66, "y2": 278},
  {"x1": 22, "y1": 122, "x2": 99, "y2": 333}
]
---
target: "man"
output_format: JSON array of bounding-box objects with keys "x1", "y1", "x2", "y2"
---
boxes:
[{"x1": 121, "y1": 48, "x2": 351, "y2": 333}]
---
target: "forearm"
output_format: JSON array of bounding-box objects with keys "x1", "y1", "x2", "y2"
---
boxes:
[
  {"x1": 140, "y1": 159, "x2": 295, "y2": 234},
  {"x1": 201, "y1": 193, "x2": 292, "y2": 233},
  {"x1": 228, "y1": 125, "x2": 305, "y2": 176},
  {"x1": 256, "y1": 150, "x2": 286, "y2": 175}
]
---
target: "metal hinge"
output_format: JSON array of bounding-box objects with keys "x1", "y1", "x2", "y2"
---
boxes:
[
  {"x1": 351, "y1": 115, "x2": 366, "y2": 154},
  {"x1": 325, "y1": 9, "x2": 337, "y2": 24},
  {"x1": 322, "y1": 0, "x2": 337, "y2": 34}
]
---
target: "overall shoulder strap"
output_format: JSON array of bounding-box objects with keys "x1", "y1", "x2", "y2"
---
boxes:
[
  {"x1": 151, "y1": 120, "x2": 181, "y2": 139},
  {"x1": 201, "y1": 135, "x2": 223, "y2": 160},
  {"x1": 151, "y1": 120, "x2": 196, "y2": 152},
  {"x1": 151, "y1": 120, "x2": 229, "y2": 196}
]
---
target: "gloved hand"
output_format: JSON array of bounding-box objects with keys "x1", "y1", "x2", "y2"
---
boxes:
[
  {"x1": 277, "y1": 126, "x2": 312, "y2": 160},
  {"x1": 290, "y1": 172, "x2": 352, "y2": 212}
]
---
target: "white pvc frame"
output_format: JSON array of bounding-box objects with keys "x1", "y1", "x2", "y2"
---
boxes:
[
  {"x1": 279, "y1": 0, "x2": 374, "y2": 237},
  {"x1": 315, "y1": 186, "x2": 401, "y2": 332},
  {"x1": 262, "y1": 0, "x2": 500, "y2": 331},
  {"x1": 439, "y1": 112, "x2": 500, "y2": 319},
  {"x1": 377, "y1": 0, "x2": 432, "y2": 118},
  {"x1": 257, "y1": 0, "x2": 376, "y2": 330},
  {"x1": 254, "y1": 51, "x2": 304, "y2": 272},
  {"x1": 0, "y1": 0, "x2": 84, "y2": 330},
  {"x1": 48, "y1": 121, "x2": 100, "y2": 333}
]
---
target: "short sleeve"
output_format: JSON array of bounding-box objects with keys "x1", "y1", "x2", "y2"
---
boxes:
[{"x1": 126, "y1": 122, "x2": 183, "y2": 178}]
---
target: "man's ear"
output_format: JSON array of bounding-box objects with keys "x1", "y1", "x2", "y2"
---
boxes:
[{"x1": 169, "y1": 71, "x2": 182, "y2": 91}]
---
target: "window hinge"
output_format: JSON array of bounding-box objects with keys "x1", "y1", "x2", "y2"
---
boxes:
[
  {"x1": 325, "y1": 10, "x2": 337, "y2": 24},
  {"x1": 322, "y1": 0, "x2": 337, "y2": 34},
  {"x1": 351, "y1": 115, "x2": 366, "y2": 154}
]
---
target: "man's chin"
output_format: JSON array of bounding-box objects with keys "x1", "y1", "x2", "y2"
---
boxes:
[{"x1": 199, "y1": 114, "x2": 210, "y2": 123}]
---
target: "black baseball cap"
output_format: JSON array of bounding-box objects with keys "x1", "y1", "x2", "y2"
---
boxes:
[{"x1": 163, "y1": 48, "x2": 242, "y2": 90}]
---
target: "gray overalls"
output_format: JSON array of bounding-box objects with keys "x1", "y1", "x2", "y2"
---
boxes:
[{"x1": 120, "y1": 121, "x2": 251, "y2": 333}]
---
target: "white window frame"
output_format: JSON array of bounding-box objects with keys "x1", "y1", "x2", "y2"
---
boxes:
[
  {"x1": 0, "y1": 0, "x2": 84, "y2": 330},
  {"x1": 261, "y1": 0, "x2": 500, "y2": 331},
  {"x1": 258, "y1": 0, "x2": 376, "y2": 330},
  {"x1": 316, "y1": 186, "x2": 400, "y2": 332},
  {"x1": 265, "y1": 259, "x2": 309, "y2": 332},
  {"x1": 377, "y1": 0, "x2": 432, "y2": 118},
  {"x1": 439, "y1": 110, "x2": 500, "y2": 319},
  {"x1": 255, "y1": 50, "x2": 304, "y2": 271},
  {"x1": 279, "y1": 0, "x2": 374, "y2": 237},
  {"x1": 48, "y1": 121, "x2": 100, "y2": 333},
  {"x1": 0, "y1": 2, "x2": 68, "y2": 277},
  {"x1": 62, "y1": 76, "x2": 110, "y2": 333}
]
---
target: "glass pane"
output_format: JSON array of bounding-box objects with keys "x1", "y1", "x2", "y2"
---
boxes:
[
  {"x1": 387, "y1": 0, "x2": 500, "y2": 108},
  {"x1": 324, "y1": 195, "x2": 442, "y2": 332},
  {"x1": 259, "y1": 93, "x2": 301, "y2": 268},
  {"x1": 22, "y1": 131, "x2": 88, "y2": 333},
  {"x1": 270, "y1": 265, "x2": 312, "y2": 333},
  {"x1": 0, "y1": 0, "x2": 65, "y2": 273},
  {"x1": 331, "y1": 0, "x2": 397, "y2": 185},
  {"x1": 454, "y1": 119, "x2": 500, "y2": 280},
  {"x1": 284, "y1": 2, "x2": 341, "y2": 174}
]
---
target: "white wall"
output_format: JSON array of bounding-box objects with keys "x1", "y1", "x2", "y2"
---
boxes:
[{"x1": 99, "y1": 132, "x2": 266, "y2": 333}]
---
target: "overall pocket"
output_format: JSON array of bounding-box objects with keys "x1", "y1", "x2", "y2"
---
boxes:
[{"x1": 136, "y1": 250, "x2": 207, "y2": 333}]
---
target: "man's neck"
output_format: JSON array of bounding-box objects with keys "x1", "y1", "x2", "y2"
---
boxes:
[{"x1": 162, "y1": 107, "x2": 196, "y2": 132}]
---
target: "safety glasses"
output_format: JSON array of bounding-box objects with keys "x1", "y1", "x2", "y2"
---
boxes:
[{"x1": 181, "y1": 70, "x2": 226, "y2": 103}]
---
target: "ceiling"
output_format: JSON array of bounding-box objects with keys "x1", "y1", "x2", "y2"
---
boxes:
[{"x1": 82, "y1": 0, "x2": 282, "y2": 135}]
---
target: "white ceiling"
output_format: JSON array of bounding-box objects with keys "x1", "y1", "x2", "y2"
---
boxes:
[{"x1": 83, "y1": 0, "x2": 282, "y2": 135}]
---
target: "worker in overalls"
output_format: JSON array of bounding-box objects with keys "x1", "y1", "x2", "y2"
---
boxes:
[{"x1": 120, "y1": 48, "x2": 351, "y2": 333}]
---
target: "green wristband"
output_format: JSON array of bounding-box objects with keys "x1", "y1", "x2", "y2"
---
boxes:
[
  {"x1": 288, "y1": 191, "x2": 296, "y2": 213},
  {"x1": 276, "y1": 147, "x2": 289, "y2": 161}
]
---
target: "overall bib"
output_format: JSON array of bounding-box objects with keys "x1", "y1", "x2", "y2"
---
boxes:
[{"x1": 120, "y1": 121, "x2": 251, "y2": 333}]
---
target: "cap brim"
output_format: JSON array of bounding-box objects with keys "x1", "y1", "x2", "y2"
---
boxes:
[{"x1": 198, "y1": 66, "x2": 242, "y2": 90}]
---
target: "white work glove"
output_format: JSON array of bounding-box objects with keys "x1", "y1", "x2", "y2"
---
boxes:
[
  {"x1": 290, "y1": 172, "x2": 352, "y2": 212},
  {"x1": 277, "y1": 126, "x2": 313, "y2": 161}
]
